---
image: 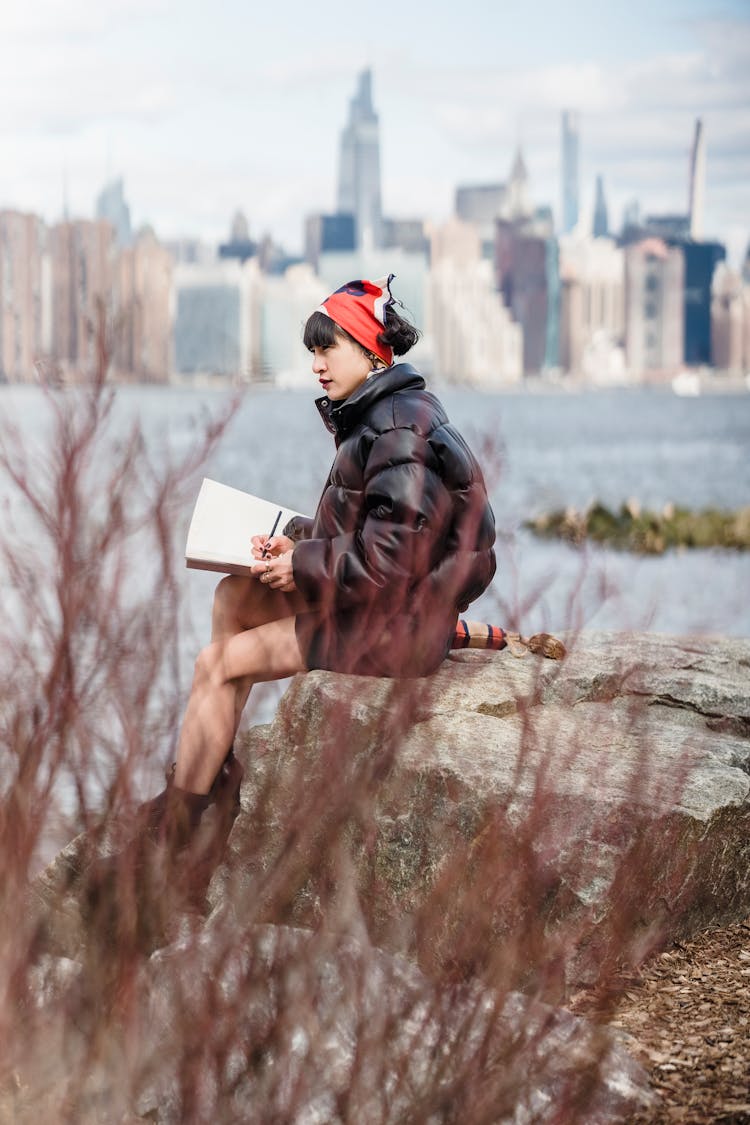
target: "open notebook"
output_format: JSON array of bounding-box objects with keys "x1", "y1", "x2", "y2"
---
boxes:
[{"x1": 185, "y1": 478, "x2": 306, "y2": 576}]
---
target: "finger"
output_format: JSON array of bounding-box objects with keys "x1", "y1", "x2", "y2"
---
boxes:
[{"x1": 267, "y1": 536, "x2": 288, "y2": 556}]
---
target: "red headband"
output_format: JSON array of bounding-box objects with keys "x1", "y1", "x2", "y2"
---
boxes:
[{"x1": 317, "y1": 275, "x2": 395, "y2": 365}]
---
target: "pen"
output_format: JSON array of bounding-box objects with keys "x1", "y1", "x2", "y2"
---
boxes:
[{"x1": 261, "y1": 510, "x2": 283, "y2": 558}]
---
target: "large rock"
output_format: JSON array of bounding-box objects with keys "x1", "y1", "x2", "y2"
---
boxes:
[
  {"x1": 216, "y1": 631, "x2": 750, "y2": 990},
  {"x1": 24, "y1": 631, "x2": 749, "y2": 1121}
]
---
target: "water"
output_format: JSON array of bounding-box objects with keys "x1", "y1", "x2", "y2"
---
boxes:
[
  {"x1": 1, "y1": 382, "x2": 749, "y2": 725},
  {"x1": 3, "y1": 381, "x2": 749, "y2": 629},
  {"x1": 173, "y1": 383, "x2": 750, "y2": 638}
]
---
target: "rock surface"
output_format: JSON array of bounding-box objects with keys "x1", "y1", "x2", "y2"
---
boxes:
[
  {"x1": 216, "y1": 631, "x2": 750, "y2": 988},
  {"x1": 24, "y1": 630, "x2": 750, "y2": 1122}
]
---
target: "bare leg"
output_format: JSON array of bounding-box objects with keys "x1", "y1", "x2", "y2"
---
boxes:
[
  {"x1": 209, "y1": 575, "x2": 309, "y2": 729},
  {"x1": 173, "y1": 616, "x2": 305, "y2": 794}
]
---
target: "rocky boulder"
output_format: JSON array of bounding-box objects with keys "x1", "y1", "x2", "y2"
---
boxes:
[
  {"x1": 215, "y1": 631, "x2": 750, "y2": 991},
  {"x1": 23, "y1": 631, "x2": 749, "y2": 1122}
]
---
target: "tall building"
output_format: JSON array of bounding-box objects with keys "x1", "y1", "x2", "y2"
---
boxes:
[
  {"x1": 259, "y1": 264, "x2": 328, "y2": 385},
  {"x1": 0, "y1": 210, "x2": 49, "y2": 382},
  {"x1": 711, "y1": 264, "x2": 749, "y2": 373},
  {"x1": 624, "y1": 238, "x2": 684, "y2": 376},
  {"x1": 559, "y1": 234, "x2": 625, "y2": 381},
  {"x1": 688, "y1": 118, "x2": 706, "y2": 242},
  {"x1": 505, "y1": 148, "x2": 533, "y2": 222},
  {"x1": 593, "y1": 175, "x2": 609, "y2": 238},
  {"x1": 49, "y1": 219, "x2": 116, "y2": 379},
  {"x1": 428, "y1": 218, "x2": 522, "y2": 386},
  {"x1": 455, "y1": 150, "x2": 533, "y2": 258},
  {"x1": 496, "y1": 220, "x2": 560, "y2": 374},
  {"x1": 173, "y1": 258, "x2": 261, "y2": 380},
  {"x1": 337, "y1": 69, "x2": 383, "y2": 249},
  {"x1": 561, "y1": 110, "x2": 580, "y2": 234},
  {"x1": 622, "y1": 199, "x2": 641, "y2": 235},
  {"x1": 381, "y1": 218, "x2": 428, "y2": 256},
  {"x1": 455, "y1": 184, "x2": 507, "y2": 258},
  {"x1": 304, "y1": 213, "x2": 356, "y2": 271},
  {"x1": 625, "y1": 231, "x2": 726, "y2": 368},
  {"x1": 682, "y1": 240, "x2": 726, "y2": 366},
  {"x1": 95, "y1": 177, "x2": 132, "y2": 247},
  {"x1": 113, "y1": 229, "x2": 172, "y2": 382}
]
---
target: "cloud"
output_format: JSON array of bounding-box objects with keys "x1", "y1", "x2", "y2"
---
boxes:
[
  {"x1": 0, "y1": 6, "x2": 746, "y2": 259},
  {"x1": 0, "y1": 28, "x2": 180, "y2": 137},
  {"x1": 370, "y1": 17, "x2": 750, "y2": 241},
  {"x1": 4, "y1": 0, "x2": 169, "y2": 41}
]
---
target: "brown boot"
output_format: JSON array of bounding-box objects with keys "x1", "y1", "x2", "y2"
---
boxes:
[
  {"x1": 139, "y1": 748, "x2": 243, "y2": 834},
  {"x1": 84, "y1": 752, "x2": 243, "y2": 941}
]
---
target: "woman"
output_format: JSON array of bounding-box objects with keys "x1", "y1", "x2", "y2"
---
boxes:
[{"x1": 147, "y1": 276, "x2": 496, "y2": 849}]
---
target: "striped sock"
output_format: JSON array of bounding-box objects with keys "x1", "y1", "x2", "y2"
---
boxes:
[{"x1": 451, "y1": 619, "x2": 507, "y2": 651}]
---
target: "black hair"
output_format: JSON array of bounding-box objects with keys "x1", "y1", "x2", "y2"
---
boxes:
[
  {"x1": 303, "y1": 310, "x2": 347, "y2": 351},
  {"x1": 302, "y1": 301, "x2": 421, "y2": 360},
  {"x1": 378, "y1": 303, "x2": 421, "y2": 357}
]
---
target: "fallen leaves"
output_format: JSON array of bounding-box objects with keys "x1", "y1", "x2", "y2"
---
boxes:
[{"x1": 601, "y1": 916, "x2": 750, "y2": 1123}]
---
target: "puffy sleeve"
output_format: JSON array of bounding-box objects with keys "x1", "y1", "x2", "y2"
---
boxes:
[
  {"x1": 283, "y1": 515, "x2": 314, "y2": 543},
  {"x1": 291, "y1": 427, "x2": 454, "y2": 609}
]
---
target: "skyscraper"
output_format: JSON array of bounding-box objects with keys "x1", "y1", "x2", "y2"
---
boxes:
[
  {"x1": 711, "y1": 264, "x2": 748, "y2": 372},
  {"x1": 337, "y1": 69, "x2": 383, "y2": 250},
  {"x1": 50, "y1": 219, "x2": 116, "y2": 378},
  {"x1": 505, "y1": 147, "x2": 533, "y2": 221},
  {"x1": 0, "y1": 210, "x2": 48, "y2": 382},
  {"x1": 304, "y1": 213, "x2": 356, "y2": 270},
  {"x1": 561, "y1": 111, "x2": 580, "y2": 234},
  {"x1": 95, "y1": 177, "x2": 132, "y2": 247},
  {"x1": 682, "y1": 239, "x2": 726, "y2": 365},
  {"x1": 113, "y1": 229, "x2": 172, "y2": 382},
  {"x1": 559, "y1": 234, "x2": 624, "y2": 379},
  {"x1": 496, "y1": 220, "x2": 560, "y2": 374},
  {"x1": 592, "y1": 174, "x2": 609, "y2": 238},
  {"x1": 624, "y1": 239, "x2": 684, "y2": 375},
  {"x1": 688, "y1": 118, "x2": 706, "y2": 241}
]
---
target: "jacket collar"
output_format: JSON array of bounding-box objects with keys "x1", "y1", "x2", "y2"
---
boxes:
[{"x1": 314, "y1": 363, "x2": 425, "y2": 437}]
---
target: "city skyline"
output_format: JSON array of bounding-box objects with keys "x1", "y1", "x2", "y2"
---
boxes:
[{"x1": 2, "y1": 0, "x2": 748, "y2": 263}]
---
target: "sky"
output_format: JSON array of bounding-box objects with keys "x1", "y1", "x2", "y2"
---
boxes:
[{"x1": 2, "y1": 0, "x2": 749, "y2": 263}]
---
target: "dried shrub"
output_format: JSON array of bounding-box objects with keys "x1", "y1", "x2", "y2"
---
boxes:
[{"x1": 0, "y1": 349, "x2": 706, "y2": 1123}]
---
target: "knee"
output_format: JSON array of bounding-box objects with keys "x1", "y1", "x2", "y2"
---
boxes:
[{"x1": 193, "y1": 642, "x2": 225, "y2": 688}]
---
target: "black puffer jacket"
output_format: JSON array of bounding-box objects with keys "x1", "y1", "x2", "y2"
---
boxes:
[{"x1": 286, "y1": 363, "x2": 496, "y2": 677}]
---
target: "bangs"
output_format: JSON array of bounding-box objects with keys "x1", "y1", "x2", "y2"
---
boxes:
[
  {"x1": 303, "y1": 310, "x2": 360, "y2": 351},
  {"x1": 303, "y1": 310, "x2": 340, "y2": 351}
]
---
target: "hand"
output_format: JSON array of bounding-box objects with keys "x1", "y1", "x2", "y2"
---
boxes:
[
  {"x1": 250, "y1": 549, "x2": 297, "y2": 592},
  {"x1": 251, "y1": 534, "x2": 295, "y2": 560}
]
